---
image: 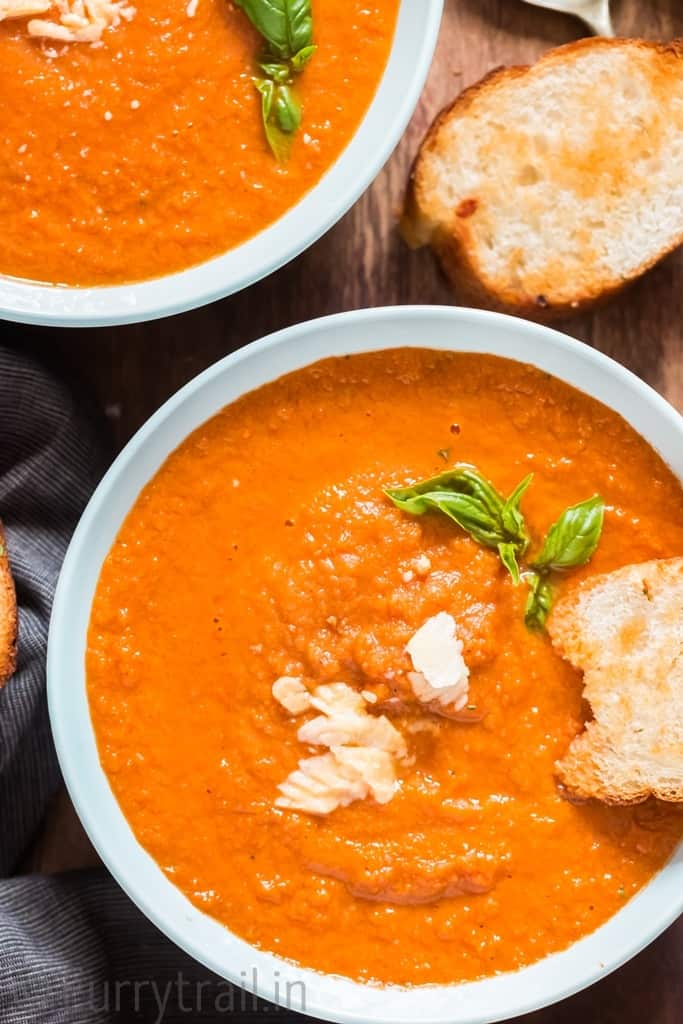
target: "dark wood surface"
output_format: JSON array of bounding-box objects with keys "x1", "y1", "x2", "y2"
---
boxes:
[{"x1": 9, "y1": 0, "x2": 682, "y2": 1020}]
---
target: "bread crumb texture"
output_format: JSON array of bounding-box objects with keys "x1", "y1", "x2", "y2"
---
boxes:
[{"x1": 549, "y1": 557, "x2": 683, "y2": 805}]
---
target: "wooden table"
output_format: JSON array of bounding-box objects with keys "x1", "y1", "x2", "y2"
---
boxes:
[{"x1": 9, "y1": 0, "x2": 682, "y2": 1019}]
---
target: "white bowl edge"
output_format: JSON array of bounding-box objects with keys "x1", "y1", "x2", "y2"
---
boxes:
[
  {"x1": 0, "y1": 1, "x2": 443, "y2": 328},
  {"x1": 48, "y1": 306, "x2": 683, "y2": 1024}
]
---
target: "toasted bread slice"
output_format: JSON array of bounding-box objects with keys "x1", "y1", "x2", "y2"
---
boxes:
[
  {"x1": 0, "y1": 522, "x2": 17, "y2": 686},
  {"x1": 548, "y1": 557, "x2": 683, "y2": 805},
  {"x1": 402, "y1": 38, "x2": 683, "y2": 320}
]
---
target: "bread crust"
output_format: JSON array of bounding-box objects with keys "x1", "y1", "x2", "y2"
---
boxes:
[
  {"x1": 0, "y1": 522, "x2": 17, "y2": 687},
  {"x1": 548, "y1": 557, "x2": 683, "y2": 805},
  {"x1": 554, "y1": 726, "x2": 683, "y2": 806},
  {"x1": 402, "y1": 38, "x2": 683, "y2": 322}
]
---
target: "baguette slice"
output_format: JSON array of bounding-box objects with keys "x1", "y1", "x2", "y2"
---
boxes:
[
  {"x1": 402, "y1": 38, "x2": 683, "y2": 320},
  {"x1": 0, "y1": 522, "x2": 17, "y2": 686},
  {"x1": 548, "y1": 557, "x2": 683, "y2": 805}
]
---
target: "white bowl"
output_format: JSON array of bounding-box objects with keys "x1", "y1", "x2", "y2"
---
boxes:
[
  {"x1": 0, "y1": 2, "x2": 442, "y2": 329},
  {"x1": 48, "y1": 307, "x2": 683, "y2": 1023}
]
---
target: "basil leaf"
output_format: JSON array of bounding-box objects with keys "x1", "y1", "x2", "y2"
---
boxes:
[
  {"x1": 501, "y1": 474, "x2": 533, "y2": 552},
  {"x1": 428, "y1": 493, "x2": 509, "y2": 548},
  {"x1": 284, "y1": 0, "x2": 313, "y2": 57},
  {"x1": 453, "y1": 466, "x2": 531, "y2": 549},
  {"x1": 524, "y1": 572, "x2": 554, "y2": 630},
  {"x1": 235, "y1": 0, "x2": 313, "y2": 60},
  {"x1": 235, "y1": 0, "x2": 287, "y2": 56},
  {"x1": 259, "y1": 60, "x2": 291, "y2": 82},
  {"x1": 237, "y1": 0, "x2": 314, "y2": 159},
  {"x1": 255, "y1": 79, "x2": 291, "y2": 161},
  {"x1": 532, "y1": 495, "x2": 604, "y2": 571},
  {"x1": 255, "y1": 77, "x2": 274, "y2": 121},
  {"x1": 386, "y1": 464, "x2": 532, "y2": 583},
  {"x1": 386, "y1": 465, "x2": 530, "y2": 546},
  {"x1": 387, "y1": 465, "x2": 502, "y2": 515},
  {"x1": 386, "y1": 487, "x2": 505, "y2": 548},
  {"x1": 275, "y1": 84, "x2": 301, "y2": 133},
  {"x1": 454, "y1": 466, "x2": 507, "y2": 521},
  {"x1": 239, "y1": 0, "x2": 314, "y2": 160},
  {"x1": 498, "y1": 542, "x2": 521, "y2": 586},
  {"x1": 291, "y1": 43, "x2": 316, "y2": 71}
]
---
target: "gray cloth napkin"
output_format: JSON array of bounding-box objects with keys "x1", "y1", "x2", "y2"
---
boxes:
[{"x1": 0, "y1": 345, "x2": 303, "y2": 1024}]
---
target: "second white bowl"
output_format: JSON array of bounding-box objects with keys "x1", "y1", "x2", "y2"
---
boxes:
[{"x1": 48, "y1": 307, "x2": 683, "y2": 1023}]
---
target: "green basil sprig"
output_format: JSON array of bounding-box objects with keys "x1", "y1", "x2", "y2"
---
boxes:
[
  {"x1": 386, "y1": 465, "x2": 604, "y2": 632},
  {"x1": 236, "y1": 0, "x2": 313, "y2": 58},
  {"x1": 235, "y1": 0, "x2": 316, "y2": 161},
  {"x1": 524, "y1": 495, "x2": 604, "y2": 629},
  {"x1": 523, "y1": 573, "x2": 554, "y2": 631},
  {"x1": 531, "y1": 495, "x2": 605, "y2": 572},
  {"x1": 385, "y1": 465, "x2": 533, "y2": 584}
]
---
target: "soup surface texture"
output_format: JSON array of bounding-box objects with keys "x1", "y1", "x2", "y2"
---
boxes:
[
  {"x1": 0, "y1": 0, "x2": 398, "y2": 286},
  {"x1": 87, "y1": 351, "x2": 683, "y2": 986}
]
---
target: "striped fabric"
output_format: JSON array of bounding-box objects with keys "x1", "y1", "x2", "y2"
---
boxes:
[{"x1": 0, "y1": 347, "x2": 301, "y2": 1023}]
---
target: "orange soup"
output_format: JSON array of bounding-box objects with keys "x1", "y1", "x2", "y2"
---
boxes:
[
  {"x1": 0, "y1": 0, "x2": 398, "y2": 286},
  {"x1": 87, "y1": 351, "x2": 683, "y2": 986}
]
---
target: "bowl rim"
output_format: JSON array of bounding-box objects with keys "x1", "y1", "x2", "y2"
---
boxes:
[
  {"x1": 0, "y1": 1, "x2": 443, "y2": 329},
  {"x1": 48, "y1": 306, "x2": 683, "y2": 1024}
]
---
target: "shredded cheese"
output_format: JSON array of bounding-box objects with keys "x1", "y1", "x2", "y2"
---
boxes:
[
  {"x1": 275, "y1": 753, "x2": 371, "y2": 816},
  {"x1": 274, "y1": 612, "x2": 473, "y2": 815},
  {"x1": 275, "y1": 681, "x2": 405, "y2": 815},
  {"x1": 25, "y1": 0, "x2": 136, "y2": 42},
  {"x1": 298, "y1": 683, "x2": 406, "y2": 757},
  {"x1": 272, "y1": 676, "x2": 312, "y2": 716},
  {"x1": 332, "y1": 746, "x2": 396, "y2": 804},
  {"x1": 0, "y1": 0, "x2": 51, "y2": 20},
  {"x1": 0, "y1": 0, "x2": 204, "y2": 42},
  {"x1": 406, "y1": 612, "x2": 470, "y2": 711}
]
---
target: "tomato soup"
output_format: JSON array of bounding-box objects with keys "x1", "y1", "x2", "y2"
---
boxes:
[
  {"x1": 0, "y1": 0, "x2": 398, "y2": 286},
  {"x1": 87, "y1": 351, "x2": 683, "y2": 986}
]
